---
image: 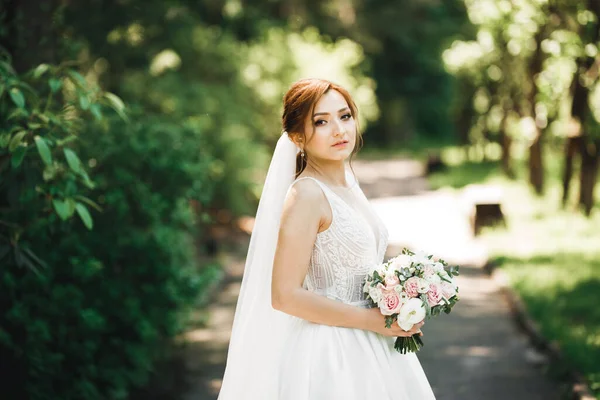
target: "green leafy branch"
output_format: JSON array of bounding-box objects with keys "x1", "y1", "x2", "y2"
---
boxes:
[{"x1": 0, "y1": 49, "x2": 127, "y2": 272}]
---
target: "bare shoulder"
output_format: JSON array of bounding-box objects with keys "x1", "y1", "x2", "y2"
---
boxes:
[
  {"x1": 288, "y1": 178, "x2": 325, "y2": 202},
  {"x1": 282, "y1": 178, "x2": 331, "y2": 233},
  {"x1": 283, "y1": 178, "x2": 326, "y2": 216}
]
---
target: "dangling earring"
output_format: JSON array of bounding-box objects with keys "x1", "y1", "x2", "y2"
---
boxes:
[{"x1": 300, "y1": 149, "x2": 305, "y2": 158}]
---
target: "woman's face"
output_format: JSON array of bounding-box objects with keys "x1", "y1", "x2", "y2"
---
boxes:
[{"x1": 300, "y1": 89, "x2": 356, "y2": 162}]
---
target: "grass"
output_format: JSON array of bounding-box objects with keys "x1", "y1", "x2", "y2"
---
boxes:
[
  {"x1": 427, "y1": 160, "x2": 498, "y2": 189},
  {"x1": 427, "y1": 149, "x2": 600, "y2": 398}
]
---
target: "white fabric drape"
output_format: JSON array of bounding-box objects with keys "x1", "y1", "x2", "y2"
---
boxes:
[{"x1": 217, "y1": 132, "x2": 298, "y2": 399}]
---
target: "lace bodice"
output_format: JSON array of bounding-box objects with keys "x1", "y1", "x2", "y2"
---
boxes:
[{"x1": 291, "y1": 176, "x2": 389, "y2": 307}]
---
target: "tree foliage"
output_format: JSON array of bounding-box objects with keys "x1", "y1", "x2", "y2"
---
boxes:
[{"x1": 444, "y1": 0, "x2": 600, "y2": 215}]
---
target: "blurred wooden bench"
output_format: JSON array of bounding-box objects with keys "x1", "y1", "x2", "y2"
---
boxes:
[{"x1": 462, "y1": 184, "x2": 506, "y2": 236}]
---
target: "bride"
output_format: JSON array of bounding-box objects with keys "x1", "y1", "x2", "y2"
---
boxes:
[{"x1": 218, "y1": 78, "x2": 436, "y2": 399}]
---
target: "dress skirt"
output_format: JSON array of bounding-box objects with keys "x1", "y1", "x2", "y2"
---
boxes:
[{"x1": 278, "y1": 318, "x2": 436, "y2": 400}]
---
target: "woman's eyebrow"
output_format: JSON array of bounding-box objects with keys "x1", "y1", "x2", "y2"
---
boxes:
[{"x1": 313, "y1": 107, "x2": 350, "y2": 117}]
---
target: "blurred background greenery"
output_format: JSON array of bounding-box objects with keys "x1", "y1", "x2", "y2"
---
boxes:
[{"x1": 0, "y1": 0, "x2": 599, "y2": 398}]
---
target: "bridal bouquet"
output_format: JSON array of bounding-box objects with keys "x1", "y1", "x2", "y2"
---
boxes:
[{"x1": 363, "y1": 248, "x2": 460, "y2": 354}]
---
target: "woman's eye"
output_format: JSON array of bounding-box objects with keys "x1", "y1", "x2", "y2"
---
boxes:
[
  {"x1": 314, "y1": 119, "x2": 327, "y2": 126},
  {"x1": 341, "y1": 113, "x2": 352, "y2": 120}
]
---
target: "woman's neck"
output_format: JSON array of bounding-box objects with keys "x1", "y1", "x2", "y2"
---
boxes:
[{"x1": 303, "y1": 160, "x2": 348, "y2": 188}]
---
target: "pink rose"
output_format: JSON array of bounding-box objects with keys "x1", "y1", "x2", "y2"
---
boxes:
[
  {"x1": 384, "y1": 273, "x2": 400, "y2": 289},
  {"x1": 441, "y1": 282, "x2": 456, "y2": 299},
  {"x1": 427, "y1": 283, "x2": 443, "y2": 306},
  {"x1": 379, "y1": 290, "x2": 403, "y2": 315},
  {"x1": 404, "y1": 277, "x2": 420, "y2": 298}
]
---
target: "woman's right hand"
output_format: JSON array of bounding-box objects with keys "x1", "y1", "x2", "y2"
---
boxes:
[{"x1": 363, "y1": 307, "x2": 424, "y2": 337}]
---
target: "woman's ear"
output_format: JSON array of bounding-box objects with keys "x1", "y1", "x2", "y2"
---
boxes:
[{"x1": 289, "y1": 133, "x2": 303, "y2": 148}]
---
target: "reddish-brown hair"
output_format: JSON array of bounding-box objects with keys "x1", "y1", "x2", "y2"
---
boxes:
[{"x1": 281, "y1": 78, "x2": 363, "y2": 177}]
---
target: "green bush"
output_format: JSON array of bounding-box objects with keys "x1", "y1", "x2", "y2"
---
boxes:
[{"x1": 1, "y1": 101, "x2": 220, "y2": 398}]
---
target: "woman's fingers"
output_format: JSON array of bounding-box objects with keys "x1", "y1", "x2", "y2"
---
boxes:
[{"x1": 382, "y1": 320, "x2": 425, "y2": 337}]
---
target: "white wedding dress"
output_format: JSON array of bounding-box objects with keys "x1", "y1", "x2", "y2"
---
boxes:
[{"x1": 276, "y1": 175, "x2": 436, "y2": 399}]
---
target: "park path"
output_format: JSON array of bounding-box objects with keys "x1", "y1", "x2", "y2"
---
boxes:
[{"x1": 179, "y1": 158, "x2": 561, "y2": 400}]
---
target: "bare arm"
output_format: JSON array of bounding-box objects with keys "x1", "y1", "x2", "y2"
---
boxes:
[{"x1": 271, "y1": 180, "x2": 421, "y2": 337}]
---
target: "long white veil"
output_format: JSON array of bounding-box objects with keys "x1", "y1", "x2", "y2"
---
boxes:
[{"x1": 217, "y1": 132, "x2": 299, "y2": 399}]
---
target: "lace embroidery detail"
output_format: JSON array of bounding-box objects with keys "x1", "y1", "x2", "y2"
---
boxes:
[{"x1": 290, "y1": 177, "x2": 389, "y2": 305}]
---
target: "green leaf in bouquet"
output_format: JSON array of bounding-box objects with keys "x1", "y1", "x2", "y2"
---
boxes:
[
  {"x1": 372, "y1": 270, "x2": 383, "y2": 282},
  {"x1": 385, "y1": 315, "x2": 395, "y2": 329},
  {"x1": 449, "y1": 266, "x2": 460, "y2": 276},
  {"x1": 420, "y1": 293, "x2": 431, "y2": 317},
  {"x1": 401, "y1": 248, "x2": 415, "y2": 256}
]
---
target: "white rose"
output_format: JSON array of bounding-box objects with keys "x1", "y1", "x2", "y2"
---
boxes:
[
  {"x1": 433, "y1": 262, "x2": 445, "y2": 273},
  {"x1": 368, "y1": 285, "x2": 384, "y2": 304},
  {"x1": 397, "y1": 298, "x2": 426, "y2": 331},
  {"x1": 423, "y1": 266, "x2": 441, "y2": 284},
  {"x1": 390, "y1": 254, "x2": 412, "y2": 270},
  {"x1": 417, "y1": 278, "x2": 430, "y2": 293},
  {"x1": 412, "y1": 251, "x2": 431, "y2": 266},
  {"x1": 439, "y1": 269, "x2": 450, "y2": 280},
  {"x1": 363, "y1": 280, "x2": 370, "y2": 294}
]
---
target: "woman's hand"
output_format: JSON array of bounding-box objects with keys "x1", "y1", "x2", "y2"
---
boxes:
[{"x1": 364, "y1": 307, "x2": 424, "y2": 337}]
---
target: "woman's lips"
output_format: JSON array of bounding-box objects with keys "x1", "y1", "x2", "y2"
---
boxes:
[{"x1": 333, "y1": 141, "x2": 348, "y2": 147}]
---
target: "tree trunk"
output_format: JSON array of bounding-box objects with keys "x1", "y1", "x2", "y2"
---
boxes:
[
  {"x1": 500, "y1": 111, "x2": 515, "y2": 178},
  {"x1": 529, "y1": 134, "x2": 544, "y2": 193},
  {"x1": 562, "y1": 136, "x2": 581, "y2": 206},
  {"x1": 579, "y1": 139, "x2": 600, "y2": 215},
  {"x1": 456, "y1": 88, "x2": 473, "y2": 147},
  {"x1": 574, "y1": 0, "x2": 600, "y2": 215},
  {"x1": 527, "y1": 29, "x2": 545, "y2": 194}
]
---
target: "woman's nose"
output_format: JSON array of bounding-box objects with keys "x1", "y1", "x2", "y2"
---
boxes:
[{"x1": 333, "y1": 118, "x2": 346, "y2": 135}]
